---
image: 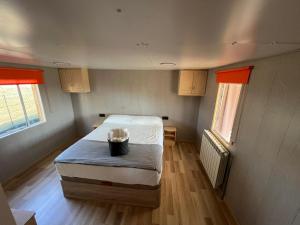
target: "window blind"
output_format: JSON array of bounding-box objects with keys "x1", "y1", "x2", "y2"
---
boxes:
[
  {"x1": 0, "y1": 67, "x2": 44, "y2": 85},
  {"x1": 216, "y1": 66, "x2": 254, "y2": 84}
]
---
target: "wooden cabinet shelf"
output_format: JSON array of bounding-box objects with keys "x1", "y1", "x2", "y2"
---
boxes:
[
  {"x1": 178, "y1": 70, "x2": 207, "y2": 96},
  {"x1": 59, "y1": 68, "x2": 90, "y2": 93},
  {"x1": 164, "y1": 134, "x2": 176, "y2": 138}
]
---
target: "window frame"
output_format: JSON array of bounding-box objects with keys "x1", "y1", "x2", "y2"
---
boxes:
[
  {"x1": 0, "y1": 84, "x2": 46, "y2": 138},
  {"x1": 211, "y1": 83, "x2": 247, "y2": 147}
]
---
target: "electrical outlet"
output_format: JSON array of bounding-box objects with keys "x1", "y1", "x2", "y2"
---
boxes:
[{"x1": 162, "y1": 116, "x2": 169, "y2": 120}]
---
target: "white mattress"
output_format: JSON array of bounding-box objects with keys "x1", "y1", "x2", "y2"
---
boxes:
[
  {"x1": 84, "y1": 115, "x2": 164, "y2": 146},
  {"x1": 56, "y1": 163, "x2": 161, "y2": 186},
  {"x1": 56, "y1": 115, "x2": 164, "y2": 186}
]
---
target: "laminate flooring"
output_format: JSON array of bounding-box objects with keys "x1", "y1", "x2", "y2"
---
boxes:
[{"x1": 5, "y1": 142, "x2": 236, "y2": 225}]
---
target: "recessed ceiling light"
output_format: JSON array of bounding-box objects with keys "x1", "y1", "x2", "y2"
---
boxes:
[
  {"x1": 116, "y1": 8, "x2": 122, "y2": 13},
  {"x1": 160, "y1": 62, "x2": 176, "y2": 66},
  {"x1": 53, "y1": 61, "x2": 71, "y2": 67},
  {"x1": 230, "y1": 40, "x2": 300, "y2": 46},
  {"x1": 136, "y1": 42, "x2": 149, "y2": 47}
]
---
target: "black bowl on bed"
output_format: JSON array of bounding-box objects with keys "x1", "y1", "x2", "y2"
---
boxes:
[{"x1": 108, "y1": 138, "x2": 129, "y2": 156}]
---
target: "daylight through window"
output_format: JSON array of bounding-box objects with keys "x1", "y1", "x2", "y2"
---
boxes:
[
  {"x1": 0, "y1": 84, "x2": 45, "y2": 137},
  {"x1": 212, "y1": 83, "x2": 243, "y2": 144}
]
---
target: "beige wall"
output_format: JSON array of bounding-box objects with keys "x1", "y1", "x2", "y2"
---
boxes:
[
  {"x1": 196, "y1": 51, "x2": 300, "y2": 225},
  {"x1": 0, "y1": 63, "x2": 76, "y2": 183},
  {"x1": 71, "y1": 70, "x2": 201, "y2": 141}
]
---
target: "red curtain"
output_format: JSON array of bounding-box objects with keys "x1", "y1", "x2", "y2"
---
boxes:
[
  {"x1": 216, "y1": 66, "x2": 254, "y2": 84},
  {"x1": 0, "y1": 67, "x2": 44, "y2": 85}
]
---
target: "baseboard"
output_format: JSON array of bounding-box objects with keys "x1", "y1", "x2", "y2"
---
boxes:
[
  {"x1": 198, "y1": 155, "x2": 239, "y2": 225},
  {"x1": 219, "y1": 199, "x2": 240, "y2": 225},
  {"x1": 3, "y1": 137, "x2": 79, "y2": 189}
]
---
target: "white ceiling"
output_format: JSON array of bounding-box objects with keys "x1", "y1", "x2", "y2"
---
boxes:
[{"x1": 0, "y1": 0, "x2": 300, "y2": 69}]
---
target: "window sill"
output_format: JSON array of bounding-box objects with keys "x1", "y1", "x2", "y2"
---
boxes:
[
  {"x1": 210, "y1": 130, "x2": 233, "y2": 150},
  {"x1": 0, "y1": 120, "x2": 47, "y2": 139}
]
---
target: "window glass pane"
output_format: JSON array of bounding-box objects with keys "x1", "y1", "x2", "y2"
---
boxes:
[
  {"x1": 19, "y1": 84, "x2": 42, "y2": 125},
  {"x1": 213, "y1": 83, "x2": 242, "y2": 143},
  {"x1": 0, "y1": 85, "x2": 27, "y2": 135}
]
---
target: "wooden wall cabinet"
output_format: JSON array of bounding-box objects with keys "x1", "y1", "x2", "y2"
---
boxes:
[
  {"x1": 178, "y1": 70, "x2": 208, "y2": 96},
  {"x1": 59, "y1": 68, "x2": 90, "y2": 93}
]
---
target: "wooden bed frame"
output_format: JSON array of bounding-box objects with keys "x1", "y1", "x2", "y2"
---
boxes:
[{"x1": 60, "y1": 176, "x2": 161, "y2": 208}]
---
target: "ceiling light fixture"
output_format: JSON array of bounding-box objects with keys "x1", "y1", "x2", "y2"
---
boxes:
[
  {"x1": 136, "y1": 42, "x2": 149, "y2": 47},
  {"x1": 53, "y1": 61, "x2": 71, "y2": 67},
  {"x1": 116, "y1": 8, "x2": 122, "y2": 13},
  {"x1": 160, "y1": 62, "x2": 176, "y2": 66},
  {"x1": 230, "y1": 40, "x2": 300, "y2": 46}
]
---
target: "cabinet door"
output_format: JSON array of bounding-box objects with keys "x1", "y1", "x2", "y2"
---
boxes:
[
  {"x1": 59, "y1": 69, "x2": 73, "y2": 92},
  {"x1": 192, "y1": 70, "x2": 207, "y2": 96},
  {"x1": 69, "y1": 69, "x2": 83, "y2": 92},
  {"x1": 178, "y1": 70, "x2": 193, "y2": 95},
  {"x1": 59, "y1": 68, "x2": 90, "y2": 93},
  {"x1": 79, "y1": 68, "x2": 90, "y2": 92}
]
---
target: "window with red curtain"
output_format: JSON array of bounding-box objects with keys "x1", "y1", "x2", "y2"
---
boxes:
[
  {"x1": 212, "y1": 66, "x2": 253, "y2": 145},
  {"x1": 0, "y1": 67, "x2": 44, "y2": 85},
  {"x1": 0, "y1": 67, "x2": 45, "y2": 137},
  {"x1": 216, "y1": 66, "x2": 253, "y2": 84}
]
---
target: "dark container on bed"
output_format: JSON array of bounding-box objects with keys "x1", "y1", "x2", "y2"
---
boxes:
[{"x1": 108, "y1": 138, "x2": 129, "y2": 156}]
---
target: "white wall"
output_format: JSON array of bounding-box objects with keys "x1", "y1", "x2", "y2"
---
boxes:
[
  {"x1": 196, "y1": 51, "x2": 300, "y2": 225},
  {"x1": 0, "y1": 63, "x2": 76, "y2": 183}
]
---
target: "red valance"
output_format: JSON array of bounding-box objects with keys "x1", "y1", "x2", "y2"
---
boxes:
[
  {"x1": 216, "y1": 66, "x2": 254, "y2": 84},
  {"x1": 0, "y1": 67, "x2": 44, "y2": 85}
]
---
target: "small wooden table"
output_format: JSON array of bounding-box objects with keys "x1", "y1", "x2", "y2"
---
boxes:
[{"x1": 164, "y1": 126, "x2": 177, "y2": 147}]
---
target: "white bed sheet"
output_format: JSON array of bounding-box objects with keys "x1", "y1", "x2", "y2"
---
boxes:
[
  {"x1": 56, "y1": 115, "x2": 164, "y2": 186},
  {"x1": 84, "y1": 115, "x2": 164, "y2": 146}
]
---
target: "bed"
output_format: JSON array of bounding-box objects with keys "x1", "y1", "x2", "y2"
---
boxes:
[{"x1": 54, "y1": 115, "x2": 164, "y2": 208}]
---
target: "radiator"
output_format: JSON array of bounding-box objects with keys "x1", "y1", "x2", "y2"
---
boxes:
[{"x1": 200, "y1": 130, "x2": 229, "y2": 188}]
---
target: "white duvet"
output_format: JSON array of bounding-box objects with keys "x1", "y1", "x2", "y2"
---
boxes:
[{"x1": 84, "y1": 115, "x2": 164, "y2": 147}]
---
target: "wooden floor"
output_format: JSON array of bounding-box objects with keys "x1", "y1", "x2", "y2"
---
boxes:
[{"x1": 5, "y1": 142, "x2": 235, "y2": 225}]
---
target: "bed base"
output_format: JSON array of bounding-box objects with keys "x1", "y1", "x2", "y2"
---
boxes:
[{"x1": 60, "y1": 177, "x2": 161, "y2": 208}]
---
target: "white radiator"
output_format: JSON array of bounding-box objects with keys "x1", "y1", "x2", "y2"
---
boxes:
[{"x1": 200, "y1": 130, "x2": 229, "y2": 188}]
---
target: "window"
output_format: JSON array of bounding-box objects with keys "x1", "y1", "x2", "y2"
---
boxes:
[
  {"x1": 0, "y1": 84, "x2": 45, "y2": 137},
  {"x1": 211, "y1": 83, "x2": 243, "y2": 145}
]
